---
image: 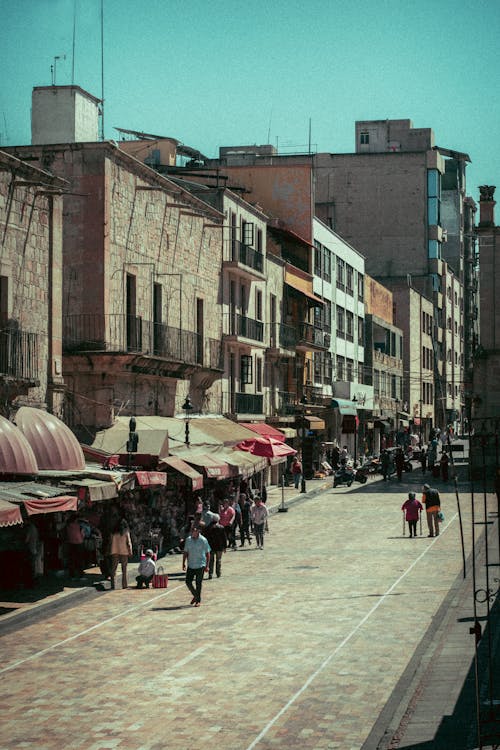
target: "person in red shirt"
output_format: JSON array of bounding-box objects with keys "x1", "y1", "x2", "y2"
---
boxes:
[
  {"x1": 401, "y1": 492, "x2": 423, "y2": 538},
  {"x1": 219, "y1": 499, "x2": 235, "y2": 548}
]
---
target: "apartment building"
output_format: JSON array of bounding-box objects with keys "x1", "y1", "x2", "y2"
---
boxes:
[
  {"x1": 0, "y1": 150, "x2": 67, "y2": 418},
  {"x1": 313, "y1": 119, "x2": 473, "y2": 433}
]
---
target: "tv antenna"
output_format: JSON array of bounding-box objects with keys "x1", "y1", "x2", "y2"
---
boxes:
[{"x1": 51, "y1": 55, "x2": 66, "y2": 85}]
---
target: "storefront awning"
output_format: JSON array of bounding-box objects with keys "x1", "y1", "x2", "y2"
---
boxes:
[
  {"x1": 375, "y1": 419, "x2": 391, "y2": 432},
  {"x1": 23, "y1": 496, "x2": 78, "y2": 516},
  {"x1": 278, "y1": 427, "x2": 297, "y2": 439},
  {"x1": 331, "y1": 399, "x2": 358, "y2": 416},
  {"x1": 62, "y1": 477, "x2": 119, "y2": 502},
  {"x1": 179, "y1": 453, "x2": 235, "y2": 480},
  {"x1": 134, "y1": 471, "x2": 167, "y2": 488},
  {"x1": 305, "y1": 416, "x2": 326, "y2": 431},
  {"x1": 239, "y1": 423, "x2": 286, "y2": 442},
  {"x1": 0, "y1": 499, "x2": 23, "y2": 527},
  {"x1": 159, "y1": 456, "x2": 204, "y2": 491}
]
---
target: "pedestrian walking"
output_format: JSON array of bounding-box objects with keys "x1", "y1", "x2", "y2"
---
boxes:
[
  {"x1": 401, "y1": 492, "x2": 423, "y2": 538},
  {"x1": 395, "y1": 448, "x2": 405, "y2": 481},
  {"x1": 440, "y1": 451, "x2": 449, "y2": 482},
  {"x1": 291, "y1": 457, "x2": 303, "y2": 489},
  {"x1": 182, "y1": 527, "x2": 211, "y2": 607},
  {"x1": 422, "y1": 483, "x2": 441, "y2": 537},
  {"x1": 109, "y1": 518, "x2": 133, "y2": 589},
  {"x1": 239, "y1": 492, "x2": 252, "y2": 546},
  {"x1": 420, "y1": 447, "x2": 427, "y2": 474},
  {"x1": 380, "y1": 450, "x2": 390, "y2": 481},
  {"x1": 203, "y1": 515, "x2": 226, "y2": 578},
  {"x1": 65, "y1": 513, "x2": 85, "y2": 579},
  {"x1": 250, "y1": 496, "x2": 268, "y2": 549},
  {"x1": 219, "y1": 499, "x2": 235, "y2": 548}
]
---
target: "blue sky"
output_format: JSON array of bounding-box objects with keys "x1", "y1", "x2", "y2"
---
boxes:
[{"x1": 1, "y1": 0, "x2": 499, "y2": 201}]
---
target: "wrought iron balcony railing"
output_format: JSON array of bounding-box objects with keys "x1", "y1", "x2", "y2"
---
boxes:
[
  {"x1": 0, "y1": 327, "x2": 39, "y2": 381},
  {"x1": 298, "y1": 322, "x2": 326, "y2": 348},
  {"x1": 235, "y1": 392, "x2": 264, "y2": 415},
  {"x1": 230, "y1": 313, "x2": 264, "y2": 342},
  {"x1": 227, "y1": 240, "x2": 264, "y2": 273},
  {"x1": 63, "y1": 314, "x2": 222, "y2": 370}
]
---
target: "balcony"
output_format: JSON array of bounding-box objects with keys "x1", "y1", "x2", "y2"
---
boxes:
[
  {"x1": 296, "y1": 322, "x2": 326, "y2": 352},
  {"x1": 272, "y1": 391, "x2": 298, "y2": 418},
  {"x1": 0, "y1": 327, "x2": 39, "y2": 383},
  {"x1": 235, "y1": 392, "x2": 263, "y2": 415},
  {"x1": 223, "y1": 240, "x2": 265, "y2": 280},
  {"x1": 63, "y1": 314, "x2": 222, "y2": 370},
  {"x1": 226, "y1": 313, "x2": 264, "y2": 343}
]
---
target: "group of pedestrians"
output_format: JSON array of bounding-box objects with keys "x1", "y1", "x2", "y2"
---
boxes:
[
  {"x1": 181, "y1": 492, "x2": 269, "y2": 607},
  {"x1": 401, "y1": 483, "x2": 442, "y2": 538}
]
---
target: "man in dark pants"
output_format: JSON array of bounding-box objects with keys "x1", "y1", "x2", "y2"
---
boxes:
[
  {"x1": 203, "y1": 515, "x2": 227, "y2": 578},
  {"x1": 422, "y1": 483, "x2": 441, "y2": 537},
  {"x1": 182, "y1": 527, "x2": 211, "y2": 607}
]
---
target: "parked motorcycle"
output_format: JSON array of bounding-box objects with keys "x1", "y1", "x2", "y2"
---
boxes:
[
  {"x1": 352, "y1": 463, "x2": 368, "y2": 483},
  {"x1": 333, "y1": 465, "x2": 355, "y2": 487}
]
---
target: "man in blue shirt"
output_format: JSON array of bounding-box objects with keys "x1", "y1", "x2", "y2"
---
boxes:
[{"x1": 182, "y1": 527, "x2": 211, "y2": 607}]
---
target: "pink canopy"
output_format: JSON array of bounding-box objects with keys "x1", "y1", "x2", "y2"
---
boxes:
[
  {"x1": 15, "y1": 407, "x2": 85, "y2": 471},
  {"x1": 0, "y1": 415, "x2": 39, "y2": 475},
  {"x1": 236, "y1": 436, "x2": 297, "y2": 459}
]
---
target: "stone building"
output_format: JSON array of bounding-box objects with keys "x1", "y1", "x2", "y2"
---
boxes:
[
  {"x1": 4, "y1": 140, "x2": 225, "y2": 438},
  {"x1": 0, "y1": 150, "x2": 67, "y2": 417}
]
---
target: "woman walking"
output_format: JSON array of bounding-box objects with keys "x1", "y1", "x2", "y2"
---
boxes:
[{"x1": 401, "y1": 492, "x2": 423, "y2": 538}]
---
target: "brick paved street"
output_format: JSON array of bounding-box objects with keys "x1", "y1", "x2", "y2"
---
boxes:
[{"x1": 0, "y1": 470, "x2": 494, "y2": 750}]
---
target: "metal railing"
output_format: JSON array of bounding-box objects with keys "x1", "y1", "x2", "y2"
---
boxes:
[
  {"x1": 0, "y1": 328, "x2": 39, "y2": 381},
  {"x1": 235, "y1": 392, "x2": 263, "y2": 414},
  {"x1": 274, "y1": 391, "x2": 299, "y2": 417},
  {"x1": 298, "y1": 322, "x2": 325, "y2": 348},
  {"x1": 63, "y1": 314, "x2": 222, "y2": 370},
  {"x1": 228, "y1": 240, "x2": 264, "y2": 273},
  {"x1": 230, "y1": 313, "x2": 264, "y2": 342}
]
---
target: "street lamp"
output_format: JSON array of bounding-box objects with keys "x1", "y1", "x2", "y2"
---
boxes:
[
  {"x1": 126, "y1": 416, "x2": 139, "y2": 469},
  {"x1": 300, "y1": 394, "x2": 308, "y2": 493},
  {"x1": 182, "y1": 395, "x2": 193, "y2": 446}
]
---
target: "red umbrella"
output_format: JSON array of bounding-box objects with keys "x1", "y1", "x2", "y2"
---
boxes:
[{"x1": 236, "y1": 436, "x2": 297, "y2": 458}]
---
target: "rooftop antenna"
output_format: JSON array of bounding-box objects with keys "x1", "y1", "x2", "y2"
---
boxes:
[
  {"x1": 308, "y1": 118, "x2": 312, "y2": 154},
  {"x1": 71, "y1": 0, "x2": 76, "y2": 85},
  {"x1": 100, "y1": 0, "x2": 105, "y2": 140},
  {"x1": 51, "y1": 55, "x2": 66, "y2": 85}
]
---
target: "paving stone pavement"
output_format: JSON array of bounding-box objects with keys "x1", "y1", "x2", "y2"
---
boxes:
[{"x1": 0, "y1": 467, "x2": 497, "y2": 750}]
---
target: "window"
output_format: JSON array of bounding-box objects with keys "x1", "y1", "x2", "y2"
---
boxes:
[
  {"x1": 323, "y1": 247, "x2": 331, "y2": 282},
  {"x1": 427, "y1": 169, "x2": 441, "y2": 226},
  {"x1": 256, "y1": 228, "x2": 263, "y2": 253},
  {"x1": 346, "y1": 358, "x2": 354, "y2": 382},
  {"x1": 314, "y1": 352, "x2": 323, "y2": 383},
  {"x1": 358, "y1": 273, "x2": 364, "y2": 302},
  {"x1": 314, "y1": 241, "x2": 322, "y2": 276},
  {"x1": 358, "y1": 316, "x2": 364, "y2": 344},
  {"x1": 336, "y1": 355, "x2": 345, "y2": 381},
  {"x1": 358, "y1": 361, "x2": 364, "y2": 383},
  {"x1": 346, "y1": 265, "x2": 354, "y2": 295},
  {"x1": 242, "y1": 220, "x2": 254, "y2": 246},
  {"x1": 428, "y1": 240, "x2": 441, "y2": 259},
  {"x1": 336, "y1": 306, "x2": 345, "y2": 337},
  {"x1": 336, "y1": 257, "x2": 345, "y2": 290},
  {"x1": 325, "y1": 352, "x2": 333, "y2": 383},
  {"x1": 360, "y1": 131, "x2": 369, "y2": 145},
  {"x1": 346, "y1": 310, "x2": 354, "y2": 341},
  {"x1": 256, "y1": 358, "x2": 262, "y2": 391},
  {"x1": 256, "y1": 289, "x2": 262, "y2": 321},
  {"x1": 240, "y1": 355, "x2": 253, "y2": 384}
]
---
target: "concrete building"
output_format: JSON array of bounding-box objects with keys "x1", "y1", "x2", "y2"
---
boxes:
[
  {"x1": 0, "y1": 150, "x2": 67, "y2": 418},
  {"x1": 31, "y1": 86, "x2": 100, "y2": 145},
  {"x1": 313, "y1": 119, "x2": 473, "y2": 433}
]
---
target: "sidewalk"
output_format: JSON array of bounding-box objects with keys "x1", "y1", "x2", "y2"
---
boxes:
[{"x1": 0, "y1": 477, "x2": 328, "y2": 633}]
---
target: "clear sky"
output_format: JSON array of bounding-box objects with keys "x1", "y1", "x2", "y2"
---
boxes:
[{"x1": 1, "y1": 0, "x2": 499, "y2": 202}]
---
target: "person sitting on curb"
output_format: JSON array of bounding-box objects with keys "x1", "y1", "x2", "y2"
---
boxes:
[{"x1": 136, "y1": 549, "x2": 156, "y2": 589}]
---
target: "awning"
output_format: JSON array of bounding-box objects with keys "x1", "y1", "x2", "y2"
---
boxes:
[
  {"x1": 375, "y1": 419, "x2": 391, "y2": 432},
  {"x1": 305, "y1": 416, "x2": 326, "y2": 431},
  {"x1": 23, "y1": 496, "x2": 78, "y2": 516},
  {"x1": 0, "y1": 499, "x2": 23, "y2": 527},
  {"x1": 62, "y1": 477, "x2": 119, "y2": 502},
  {"x1": 239, "y1": 423, "x2": 286, "y2": 442},
  {"x1": 134, "y1": 471, "x2": 167, "y2": 488},
  {"x1": 278, "y1": 427, "x2": 297, "y2": 439},
  {"x1": 159, "y1": 456, "x2": 204, "y2": 491},
  {"x1": 397, "y1": 418, "x2": 410, "y2": 428},
  {"x1": 180, "y1": 453, "x2": 234, "y2": 480},
  {"x1": 331, "y1": 399, "x2": 358, "y2": 416}
]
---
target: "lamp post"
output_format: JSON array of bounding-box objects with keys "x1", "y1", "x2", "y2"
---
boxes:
[
  {"x1": 126, "y1": 416, "x2": 139, "y2": 469},
  {"x1": 300, "y1": 394, "x2": 308, "y2": 493},
  {"x1": 352, "y1": 395, "x2": 358, "y2": 465},
  {"x1": 182, "y1": 395, "x2": 193, "y2": 446}
]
